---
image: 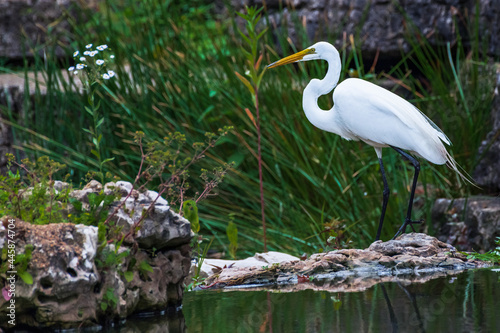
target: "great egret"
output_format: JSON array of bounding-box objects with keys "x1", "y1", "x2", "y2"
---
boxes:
[{"x1": 267, "y1": 41, "x2": 467, "y2": 241}]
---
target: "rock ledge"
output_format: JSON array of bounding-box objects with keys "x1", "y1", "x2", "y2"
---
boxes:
[{"x1": 204, "y1": 233, "x2": 489, "y2": 292}]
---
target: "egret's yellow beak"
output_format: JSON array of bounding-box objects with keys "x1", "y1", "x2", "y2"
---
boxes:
[{"x1": 267, "y1": 48, "x2": 316, "y2": 69}]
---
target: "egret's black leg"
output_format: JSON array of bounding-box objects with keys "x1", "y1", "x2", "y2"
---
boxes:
[
  {"x1": 392, "y1": 147, "x2": 424, "y2": 239},
  {"x1": 376, "y1": 158, "x2": 390, "y2": 241}
]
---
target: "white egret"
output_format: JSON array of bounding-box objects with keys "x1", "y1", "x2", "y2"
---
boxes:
[{"x1": 267, "y1": 41, "x2": 468, "y2": 241}]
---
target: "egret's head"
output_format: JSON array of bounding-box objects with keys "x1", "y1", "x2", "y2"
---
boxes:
[{"x1": 267, "y1": 41, "x2": 335, "y2": 68}]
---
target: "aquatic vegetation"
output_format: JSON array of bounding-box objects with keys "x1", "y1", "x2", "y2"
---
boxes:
[{"x1": 467, "y1": 237, "x2": 500, "y2": 264}]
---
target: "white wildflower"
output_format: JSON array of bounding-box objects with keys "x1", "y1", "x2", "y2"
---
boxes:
[
  {"x1": 97, "y1": 44, "x2": 108, "y2": 51},
  {"x1": 73, "y1": 71, "x2": 79, "y2": 75},
  {"x1": 86, "y1": 44, "x2": 93, "y2": 49},
  {"x1": 68, "y1": 66, "x2": 75, "y2": 71},
  {"x1": 107, "y1": 70, "x2": 115, "y2": 77},
  {"x1": 102, "y1": 73, "x2": 110, "y2": 80},
  {"x1": 73, "y1": 51, "x2": 79, "y2": 57},
  {"x1": 76, "y1": 63, "x2": 85, "y2": 70},
  {"x1": 89, "y1": 51, "x2": 98, "y2": 57},
  {"x1": 96, "y1": 59, "x2": 105, "y2": 65},
  {"x1": 79, "y1": 57, "x2": 86, "y2": 61},
  {"x1": 83, "y1": 50, "x2": 90, "y2": 56}
]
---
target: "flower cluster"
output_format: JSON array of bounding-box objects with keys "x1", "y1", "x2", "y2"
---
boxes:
[{"x1": 68, "y1": 43, "x2": 115, "y2": 80}]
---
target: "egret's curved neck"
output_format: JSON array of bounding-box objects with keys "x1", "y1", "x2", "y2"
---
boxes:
[{"x1": 302, "y1": 49, "x2": 343, "y2": 134}]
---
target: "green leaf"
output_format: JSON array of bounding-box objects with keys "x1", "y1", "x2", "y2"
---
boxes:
[
  {"x1": 97, "y1": 117, "x2": 104, "y2": 128},
  {"x1": 18, "y1": 271, "x2": 33, "y2": 285},
  {"x1": 97, "y1": 222, "x2": 107, "y2": 244},
  {"x1": 235, "y1": 11, "x2": 248, "y2": 20},
  {"x1": 116, "y1": 250, "x2": 129, "y2": 261},
  {"x1": 101, "y1": 302, "x2": 108, "y2": 311},
  {"x1": 105, "y1": 288, "x2": 116, "y2": 300},
  {"x1": 124, "y1": 271, "x2": 134, "y2": 282},
  {"x1": 238, "y1": 30, "x2": 251, "y2": 47},
  {"x1": 234, "y1": 71, "x2": 255, "y2": 95},
  {"x1": 183, "y1": 200, "x2": 200, "y2": 233},
  {"x1": 91, "y1": 149, "x2": 100, "y2": 158},
  {"x1": 128, "y1": 257, "x2": 137, "y2": 269},
  {"x1": 102, "y1": 157, "x2": 115, "y2": 165},
  {"x1": 139, "y1": 260, "x2": 154, "y2": 273},
  {"x1": 256, "y1": 67, "x2": 267, "y2": 88},
  {"x1": 198, "y1": 105, "x2": 215, "y2": 123},
  {"x1": 226, "y1": 220, "x2": 238, "y2": 245},
  {"x1": 242, "y1": 49, "x2": 253, "y2": 64}
]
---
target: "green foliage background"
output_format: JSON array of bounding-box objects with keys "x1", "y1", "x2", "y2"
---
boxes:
[{"x1": 0, "y1": 0, "x2": 495, "y2": 256}]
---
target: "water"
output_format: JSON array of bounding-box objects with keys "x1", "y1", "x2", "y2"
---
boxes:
[{"x1": 84, "y1": 268, "x2": 500, "y2": 332}]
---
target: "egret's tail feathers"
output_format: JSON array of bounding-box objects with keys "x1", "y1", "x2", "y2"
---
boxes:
[{"x1": 445, "y1": 151, "x2": 478, "y2": 188}]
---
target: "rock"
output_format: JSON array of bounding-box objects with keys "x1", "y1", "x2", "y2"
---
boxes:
[
  {"x1": 432, "y1": 196, "x2": 500, "y2": 252},
  {"x1": 84, "y1": 179, "x2": 103, "y2": 192},
  {"x1": 203, "y1": 233, "x2": 488, "y2": 291},
  {"x1": 105, "y1": 181, "x2": 192, "y2": 250},
  {"x1": 66, "y1": 180, "x2": 192, "y2": 249},
  {"x1": 0, "y1": 0, "x2": 76, "y2": 60},
  {"x1": 0, "y1": 217, "x2": 191, "y2": 329},
  {"x1": 193, "y1": 251, "x2": 300, "y2": 279},
  {"x1": 53, "y1": 180, "x2": 70, "y2": 192},
  {"x1": 473, "y1": 70, "x2": 500, "y2": 193},
  {"x1": 0, "y1": 219, "x2": 99, "y2": 328},
  {"x1": 368, "y1": 233, "x2": 454, "y2": 257},
  {"x1": 114, "y1": 181, "x2": 134, "y2": 196},
  {"x1": 68, "y1": 186, "x2": 96, "y2": 204},
  {"x1": 0, "y1": 178, "x2": 193, "y2": 329},
  {"x1": 229, "y1": 0, "x2": 500, "y2": 59}
]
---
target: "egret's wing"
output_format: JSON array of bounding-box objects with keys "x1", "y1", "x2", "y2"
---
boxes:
[
  {"x1": 333, "y1": 78, "x2": 450, "y2": 164},
  {"x1": 412, "y1": 106, "x2": 451, "y2": 145}
]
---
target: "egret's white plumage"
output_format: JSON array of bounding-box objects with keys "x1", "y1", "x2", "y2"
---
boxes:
[{"x1": 267, "y1": 41, "x2": 467, "y2": 240}]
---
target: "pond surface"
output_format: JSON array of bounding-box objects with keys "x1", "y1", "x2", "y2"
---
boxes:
[{"x1": 112, "y1": 268, "x2": 500, "y2": 332}]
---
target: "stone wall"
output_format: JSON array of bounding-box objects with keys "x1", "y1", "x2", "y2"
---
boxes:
[
  {"x1": 473, "y1": 77, "x2": 500, "y2": 193},
  {"x1": 0, "y1": 0, "x2": 78, "y2": 60},
  {"x1": 229, "y1": 0, "x2": 500, "y2": 59},
  {"x1": 0, "y1": 181, "x2": 192, "y2": 329},
  {"x1": 432, "y1": 196, "x2": 500, "y2": 252}
]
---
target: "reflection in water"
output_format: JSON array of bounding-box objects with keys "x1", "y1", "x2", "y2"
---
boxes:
[
  {"x1": 100, "y1": 308, "x2": 186, "y2": 333},
  {"x1": 380, "y1": 285, "x2": 398, "y2": 333},
  {"x1": 397, "y1": 282, "x2": 426, "y2": 333},
  {"x1": 381, "y1": 283, "x2": 427, "y2": 333},
  {"x1": 106, "y1": 269, "x2": 499, "y2": 332}
]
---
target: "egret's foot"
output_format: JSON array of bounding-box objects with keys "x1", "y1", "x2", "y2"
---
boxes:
[{"x1": 392, "y1": 218, "x2": 424, "y2": 240}]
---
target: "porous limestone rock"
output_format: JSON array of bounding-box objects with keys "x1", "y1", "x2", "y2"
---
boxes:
[
  {"x1": 0, "y1": 219, "x2": 99, "y2": 327},
  {"x1": 101, "y1": 181, "x2": 192, "y2": 249},
  {"x1": 0, "y1": 180, "x2": 192, "y2": 329}
]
